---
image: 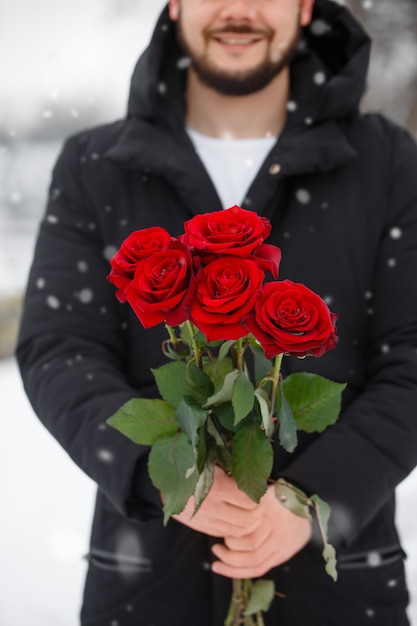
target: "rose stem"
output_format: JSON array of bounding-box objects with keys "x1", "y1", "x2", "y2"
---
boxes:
[
  {"x1": 165, "y1": 324, "x2": 179, "y2": 352},
  {"x1": 234, "y1": 338, "x2": 245, "y2": 372},
  {"x1": 269, "y1": 353, "x2": 284, "y2": 427},
  {"x1": 185, "y1": 320, "x2": 201, "y2": 366}
]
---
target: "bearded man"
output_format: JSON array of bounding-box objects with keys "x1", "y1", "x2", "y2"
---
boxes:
[{"x1": 17, "y1": 1, "x2": 417, "y2": 624}]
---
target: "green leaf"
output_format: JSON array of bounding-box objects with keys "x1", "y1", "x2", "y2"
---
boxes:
[
  {"x1": 193, "y1": 460, "x2": 215, "y2": 514},
  {"x1": 179, "y1": 322, "x2": 194, "y2": 347},
  {"x1": 231, "y1": 425, "x2": 273, "y2": 502},
  {"x1": 254, "y1": 388, "x2": 273, "y2": 436},
  {"x1": 204, "y1": 369, "x2": 239, "y2": 407},
  {"x1": 218, "y1": 340, "x2": 236, "y2": 363},
  {"x1": 207, "y1": 415, "x2": 227, "y2": 448},
  {"x1": 107, "y1": 398, "x2": 178, "y2": 445},
  {"x1": 213, "y1": 402, "x2": 236, "y2": 432},
  {"x1": 310, "y1": 494, "x2": 331, "y2": 536},
  {"x1": 186, "y1": 364, "x2": 215, "y2": 405},
  {"x1": 283, "y1": 373, "x2": 346, "y2": 433},
  {"x1": 232, "y1": 372, "x2": 255, "y2": 425},
  {"x1": 194, "y1": 330, "x2": 210, "y2": 348},
  {"x1": 277, "y1": 383, "x2": 298, "y2": 453},
  {"x1": 148, "y1": 432, "x2": 199, "y2": 525},
  {"x1": 323, "y1": 542, "x2": 338, "y2": 582},
  {"x1": 250, "y1": 342, "x2": 273, "y2": 388},
  {"x1": 152, "y1": 362, "x2": 213, "y2": 408},
  {"x1": 204, "y1": 357, "x2": 235, "y2": 392},
  {"x1": 310, "y1": 494, "x2": 338, "y2": 581},
  {"x1": 174, "y1": 396, "x2": 207, "y2": 446},
  {"x1": 152, "y1": 362, "x2": 188, "y2": 408},
  {"x1": 243, "y1": 579, "x2": 275, "y2": 616},
  {"x1": 195, "y1": 428, "x2": 208, "y2": 473},
  {"x1": 274, "y1": 479, "x2": 312, "y2": 520}
]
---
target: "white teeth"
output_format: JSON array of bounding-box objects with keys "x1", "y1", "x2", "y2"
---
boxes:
[{"x1": 219, "y1": 38, "x2": 255, "y2": 45}]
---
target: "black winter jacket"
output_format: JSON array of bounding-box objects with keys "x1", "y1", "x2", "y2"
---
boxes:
[{"x1": 17, "y1": 1, "x2": 417, "y2": 625}]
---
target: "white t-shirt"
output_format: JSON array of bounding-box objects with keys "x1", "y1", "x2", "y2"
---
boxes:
[{"x1": 187, "y1": 126, "x2": 278, "y2": 210}]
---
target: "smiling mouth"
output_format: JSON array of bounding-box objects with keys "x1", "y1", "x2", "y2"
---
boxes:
[{"x1": 213, "y1": 35, "x2": 263, "y2": 47}]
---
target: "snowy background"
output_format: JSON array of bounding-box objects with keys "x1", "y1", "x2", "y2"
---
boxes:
[{"x1": 1, "y1": 1, "x2": 417, "y2": 625}]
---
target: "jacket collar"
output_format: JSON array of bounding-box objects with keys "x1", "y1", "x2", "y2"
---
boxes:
[{"x1": 106, "y1": 0, "x2": 368, "y2": 191}]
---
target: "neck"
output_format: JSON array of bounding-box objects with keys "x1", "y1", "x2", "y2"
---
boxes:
[{"x1": 185, "y1": 68, "x2": 289, "y2": 139}]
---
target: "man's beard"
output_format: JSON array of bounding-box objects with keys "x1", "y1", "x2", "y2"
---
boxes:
[{"x1": 176, "y1": 22, "x2": 301, "y2": 97}]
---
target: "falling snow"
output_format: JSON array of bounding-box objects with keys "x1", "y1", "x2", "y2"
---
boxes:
[
  {"x1": 367, "y1": 551, "x2": 382, "y2": 567},
  {"x1": 296, "y1": 189, "x2": 311, "y2": 204},
  {"x1": 390, "y1": 227, "x2": 402, "y2": 239},
  {"x1": 75, "y1": 288, "x2": 94, "y2": 304},
  {"x1": 46, "y1": 295, "x2": 60, "y2": 309},
  {"x1": 97, "y1": 448, "x2": 114, "y2": 463},
  {"x1": 313, "y1": 71, "x2": 326, "y2": 85},
  {"x1": 77, "y1": 260, "x2": 89, "y2": 273},
  {"x1": 158, "y1": 82, "x2": 167, "y2": 95},
  {"x1": 310, "y1": 19, "x2": 331, "y2": 36},
  {"x1": 103, "y1": 245, "x2": 118, "y2": 260},
  {"x1": 177, "y1": 56, "x2": 191, "y2": 70},
  {"x1": 1, "y1": 2, "x2": 417, "y2": 624}
]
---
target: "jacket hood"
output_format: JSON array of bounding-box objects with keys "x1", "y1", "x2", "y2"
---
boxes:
[{"x1": 127, "y1": 0, "x2": 371, "y2": 132}]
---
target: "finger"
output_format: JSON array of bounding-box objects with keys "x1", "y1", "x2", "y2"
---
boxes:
[
  {"x1": 211, "y1": 533, "x2": 273, "y2": 568},
  {"x1": 211, "y1": 558, "x2": 274, "y2": 580},
  {"x1": 223, "y1": 527, "x2": 267, "y2": 552}
]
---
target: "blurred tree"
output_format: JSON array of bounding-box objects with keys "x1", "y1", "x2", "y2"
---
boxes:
[{"x1": 345, "y1": 0, "x2": 417, "y2": 135}]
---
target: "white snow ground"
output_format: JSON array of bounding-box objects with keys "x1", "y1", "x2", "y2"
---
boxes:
[{"x1": 0, "y1": 357, "x2": 416, "y2": 626}]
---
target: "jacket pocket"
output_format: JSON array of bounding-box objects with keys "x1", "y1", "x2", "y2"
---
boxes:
[
  {"x1": 85, "y1": 547, "x2": 153, "y2": 574},
  {"x1": 338, "y1": 543, "x2": 406, "y2": 570}
]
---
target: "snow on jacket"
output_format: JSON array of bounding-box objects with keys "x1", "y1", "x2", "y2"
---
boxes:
[{"x1": 16, "y1": 1, "x2": 417, "y2": 624}]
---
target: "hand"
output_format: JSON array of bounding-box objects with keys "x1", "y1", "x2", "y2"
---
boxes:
[
  {"x1": 211, "y1": 482, "x2": 313, "y2": 579},
  {"x1": 173, "y1": 466, "x2": 264, "y2": 538}
]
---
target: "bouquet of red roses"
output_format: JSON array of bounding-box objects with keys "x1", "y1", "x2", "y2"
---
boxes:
[{"x1": 107, "y1": 205, "x2": 344, "y2": 626}]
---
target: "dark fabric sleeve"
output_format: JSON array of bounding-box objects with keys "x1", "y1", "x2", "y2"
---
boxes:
[
  {"x1": 15, "y1": 136, "x2": 161, "y2": 521},
  {"x1": 280, "y1": 124, "x2": 417, "y2": 546}
]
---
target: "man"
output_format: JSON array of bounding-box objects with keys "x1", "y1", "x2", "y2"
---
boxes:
[{"x1": 16, "y1": 0, "x2": 417, "y2": 624}]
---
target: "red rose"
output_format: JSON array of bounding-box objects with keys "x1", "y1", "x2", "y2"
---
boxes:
[
  {"x1": 108, "y1": 227, "x2": 175, "y2": 299},
  {"x1": 190, "y1": 256, "x2": 264, "y2": 341},
  {"x1": 245, "y1": 280, "x2": 338, "y2": 359},
  {"x1": 252, "y1": 243, "x2": 281, "y2": 279},
  {"x1": 123, "y1": 244, "x2": 194, "y2": 328},
  {"x1": 181, "y1": 205, "x2": 272, "y2": 258}
]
